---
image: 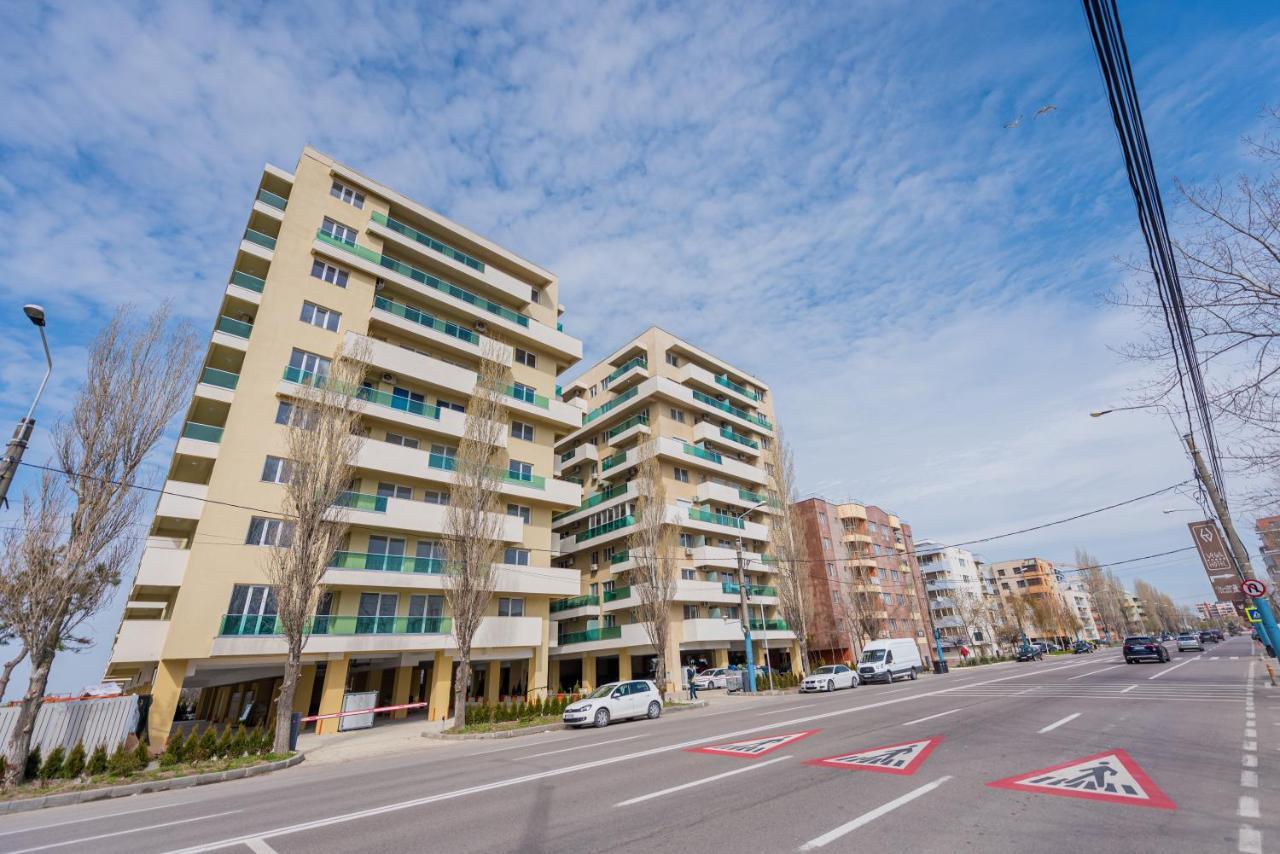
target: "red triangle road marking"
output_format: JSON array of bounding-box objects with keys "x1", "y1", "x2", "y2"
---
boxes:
[
  {"x1": 687, "y1": 729, "x2": 820, "y2": 759},
  {"x1": 807, "y1": 736, "x2": 943, "y2": 776},
  {"x1": 986, "y1": 749, "x2": 1176, "y2": 810}
]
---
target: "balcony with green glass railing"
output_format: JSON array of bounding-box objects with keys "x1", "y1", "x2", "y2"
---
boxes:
[
  {"x1": 182, "y1": 421, "x2": 224, "y2": 443},
  {"x1": 719, "y1": 427, "x2": 759, "y2": 450},
  {"x1": 219, "y1": 613, "x2": 451, "y2": 637},
  {"x1": 760, "y1": 554, "x2": 778, "y2": 566},
  {"x1": 256, "y1": 188, "x2": 289, "y2": 210},
  {"x1": 610, "y1": 550, "x2": 630, "y2": 564},
  {"x1": 199, "y1": 367, "x2": 240, "y2": 390},
  {"x1": 584, "y1": 386, "x2": 638, "y2": 423},
  {"x1": 503, "y1": 384, "x2": 550, "y2": 410},
  {"x1": 283, "y1": 366, "x2": 443, "y2": 421},
  {"x1": 329, "y1": 550, "x2": 445, "y2": 574},
  {"x1": 600, "y1": 452, "x2": 627, "y2": 472},
  {"x1": 553, "y1": 483, "x2": 629, "y2": 522},
  {"x1": 371, "y1": 211, "x2": 485, "y2": 272},
  {"x1": 722, "y1": 581, "x2": 777, "y2": 597},
  {"x1": 333, "y1": 491, "x2": 388, "y2": 513},
  {"x1": 602, "y1": 586, "x2": 631, "y2": 603},
  {"x1": 216, "y1": 315, "x2": 253, "y2": 339},
  {"x1": 315, "y1": 230, "x2": 530, "y2": 328},
  {"x1": 738, "y1": 488, "x2": 766, "y2": 504},
  {"x1": 373, "y1": 295, "x2": 479, "y2": 346},
  {"x1": 243, "y1": 227, "x2": 277, "y2": 250},
  {"x1": 558, "y1": 625, "x2": 622, "y2": 645},
  {"x1": 682, "y1": 443, "x2": 722, "y2": 465},
  {"x1": 715, "y1": 373, "x2": 759, "y2": 401},
  {"x1": 605, "y1": 357, "x2": 647, "y2": 384},
  {"x1": 229, "y1": 270, "x2": 266, "y2": 293},
  {"x1": 575, "y1": 515, "x2": 635, "y2": 543},
  {"x1": 689, "y1": 507, "x2": 744, "y2": 528},
  {"x1": 550, "y1": 594, "x2": 599, "y2": 613},
  {"x1": 424, "y1": 450, "x2": 545, "y2": 490},
  {"x1": 690, "y1": 390, "x2": 772, "y2": 430},
  {"x1": 747, "y1": 618, "x2": 788, "y2": 632},
  {"x1": 606, "y1": 413, "x2": 649, "y2": 439}
]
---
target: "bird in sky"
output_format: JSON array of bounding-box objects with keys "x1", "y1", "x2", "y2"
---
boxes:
[
  {"x1": 1004, "y1": 115, "x2": 1023, "y2": 129},
  {"x1": 1035, "y1": 104, "x2": 1058, "y2": 119}
]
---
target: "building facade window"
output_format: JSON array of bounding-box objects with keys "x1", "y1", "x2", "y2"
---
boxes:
[
  {"x1": 498, "y1": 597, "x2": 524, "y2": 617},
  {"x1": 669, "y1": 408, "x2": 685, "y2": 423},
  {"x1": 330, "y1": 181, "x2": 365, "y2": 209},
  {"x1": 504, "y1": 547, "x2": 530, "y2": 565},
  {"x1": 507, "y1": 503, "x2": 531, "y2": 524},
  {"x1": 514, "y1": 348, "x2": 536, "y2": 368},
  {"x1": 261, "y1": 455, "x2": 292, "y2": 484},
  {"x1": 511, "y1": 420, "x2": 534, "y2": 442},
  {"x1": 673, "y1": 467, "x2": 689, "y2": 483},
  {"x1": 321, "y1": 217, "x2": 357, "y2": 245},
  {"x1": 246, "y1": 516, "x2": 294, "y2": 547},
  {"x1": 385, "y1": 431, "x2": 419, "y2": 449},
  {"x1": 310, "y1": 260, "x2": 349, "y2": 288},
  {"x1": 300, "y1": 301, "x2": 341, "y2": 331}
]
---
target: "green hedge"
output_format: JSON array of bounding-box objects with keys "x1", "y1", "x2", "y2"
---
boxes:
[{"x1": 463, "y1": 694, "x2": 584, "y2": 725}]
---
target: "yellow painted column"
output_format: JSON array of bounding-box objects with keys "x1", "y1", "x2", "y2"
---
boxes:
[
  {"x1": 548, "y1": 658, "x2": 560, "y2": 696},
  {"x1": 581, "y1": 656, "x2": 596, "y2": 691},
  {"x1": 391, "y1": 665, "x2": 413, "y2": 719},
  {"x1": 713, "y1": 648, "x2": 729, "y2": 668},
  {"x1": 147, "y1": 659, "x2": 187, "y2": 750},
  {"x1": 428, "y1": 652, "x2": 452, "y2": 722},
  {"x1": 790, "y1": 641, "x2": 804, "y2": 675},
  {"x1": 292, "y1": 665, "x2": 317, "y2": 716},
  {"x1": 315, "y1": 655, "x2": 351, "y2": 735},
  {"x1": 484, "y1": 662, "x2": 502, "y2": 704},
  {"x1": 618, "y1": 649, "x2": 632, "y2": 681},
  {"x1": 531, "y1": 629, "x2": 549, "y2": 700}
]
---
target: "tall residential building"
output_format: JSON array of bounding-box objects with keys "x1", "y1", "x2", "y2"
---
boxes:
[
  {"x1": 913, "y1": 540, "x2": 996, "y2": 656},
  {"x1": 1058, "y1": 579, "x2": 1101, "y2": 642},
  {"x1": 104, "y1": 148, "x2": 585, "y2": 745},
  {"x1": 1197, "y1": 601, "x2": 1237, "y2": 621},
  {"x1": 989, "y1": 557, "x2": 1069, "y2": 644},
  {"x1": 1122, "y1": 591, "x2": 1148, "y2": 632},
  {"x1": 794, "y1": 498, "x2": 934, "y2": 666},
  {"x1": 548, "y1": 328, "x2": 797, "y2": 691}
]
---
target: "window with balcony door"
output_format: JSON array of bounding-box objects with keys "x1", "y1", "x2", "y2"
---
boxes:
[
  {"x1": 407, "y1": 594, "x2": 444, "y2": 631},
  {"x1": 289, "y1": 348, "x2": 330, "y2": 381},
  {"x1": 511, "y1": 382, "x2": 538, "y2": 404},
  {"x1": 385, "y1": 431, "x2": 420, "y2": 449},
  {"x1": 377, "y1": 482, "x2": 413, "y2": 500},
  {"x1": 226, "y1": 585, "x2": 277, "y2": 635},
  {"x1": 429, "y1": 444, "x2": 457, "y2": 470},
  {"x1": 416, "y1": 541, "x2": 446, "y2": 570},
  {"x1": 683, "y1": 605, "x2": 699, "y2": 620},
  {"x1": 357, "y1": 592, "x2": 397, "y2": 633},
  {"x1": 508, "y1": 460, "x2": 534, "y2": 482},
  {"x1": 367, "y1": 535, "x2": 406, "y2": 570}
]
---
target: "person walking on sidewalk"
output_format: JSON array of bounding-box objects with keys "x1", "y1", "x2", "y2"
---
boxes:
[{"x1": 686, "y1": 665, "x2": 698, "y2": 700}]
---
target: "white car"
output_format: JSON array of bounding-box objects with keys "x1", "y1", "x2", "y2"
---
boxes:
[
  {"x1": 1176, "y1": 633, "x2": 1204, "y2": 652},
  {"x1": 801, "y1": 664, "x2": 860, "y2": 692},
  {"x1": 691, "y1": 668, "x2": 736, "y2": 690},
  {"x1": 562, "y1": 680, "x2": 663, "y2": 728}
]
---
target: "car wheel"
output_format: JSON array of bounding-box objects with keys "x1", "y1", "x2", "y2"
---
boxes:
[
  {"x1": 646, "y1": 701, "x2": 661, "y2": 719},
  {"x1": 593, "y1": 708, "x2": 610, "y2": 728},
  {"x1": 826, "y1": 680, "x2": 835, "y2": 692},
  {"x1": 910, "y1": 669, "x2": 917, "y2": 680}
]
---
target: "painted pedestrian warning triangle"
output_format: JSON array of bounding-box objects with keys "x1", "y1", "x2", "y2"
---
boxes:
[
  {"x1": 987, "y1": 749, "x2": 1175, "y2": 810},
  {"x1": 807, "y1": 736, "x2": 942, "y2": 775},
  {"x1": 688, "y1": 729, "x2": 819, "y2": 759}
]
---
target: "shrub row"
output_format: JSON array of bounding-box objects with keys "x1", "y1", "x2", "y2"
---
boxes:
[
  {"x1": 754, "y1": 670, "x2": 801, "y2": 691},
  {"x1": 463, "y1": 694, "x2": 582, "y2": 725}
]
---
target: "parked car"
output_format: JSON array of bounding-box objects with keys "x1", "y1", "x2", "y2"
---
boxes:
[
  {"x1": 1071, "y1": 640, "x2": 1094, "y2": 654},
  {"x1": 801, "y1": 664, "x2": 859, "y2": 692},
  {"x1": 1124, "y1": 635, "x2": 1170, "y2": 663},
  {"x1": 856, "y1": 638, "x2": 923, "y2": 683},
  {"x1": 691, "y1": 668, "x2": 734, "y2": 690},
  {"x1": 1176, "y1": 632, "x2": 1204, "y2": 652},
  {"x1": 562, "y1": 680, "x2": 662, "y2": 728},
  {"x1": 1016, "y1": 643, "x2": 1044, "y2": 661}
]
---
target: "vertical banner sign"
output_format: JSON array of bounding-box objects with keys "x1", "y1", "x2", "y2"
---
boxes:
[{"x1": 1188, "y1": 520, "x2": 1238, "y2": 603}]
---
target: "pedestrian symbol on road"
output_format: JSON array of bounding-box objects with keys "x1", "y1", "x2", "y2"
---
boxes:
[
  {"x1": 987, "y1": 749, "x2": 1175, "y2": 809},
  {"x1": 808, "y1": 737, "x2": 942, "y2": 776},
  {"x1": 687, "y1": 729, "x2": 819, "y2": 759}
]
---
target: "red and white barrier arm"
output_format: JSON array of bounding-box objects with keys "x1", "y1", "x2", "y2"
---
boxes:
[{"x1": 300, "y1": 701, "x2": 430, "y2": 723}]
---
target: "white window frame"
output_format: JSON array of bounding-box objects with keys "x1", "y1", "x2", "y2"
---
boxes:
[
  {"x1": 330, "y1": 181, "x2": 366, "y2": 209},
  {"x1": 261, "y1": 455, "x2": 292, "y2": 484},
  {"x1": 321, "y1": 217, "x2": 357, "y2": 245},
  {"x1": 300, "y1": 301, "x2": 341, "y2": 332},
  {"x1": 511, "y1": 420, "x2": 534, "y2": 442},
  {"x1": 514, "y1": 347, "x2": 536, "y2": 368},
  {"x1": 310, "y1": 260, "x2": 349, "y2": 288}
]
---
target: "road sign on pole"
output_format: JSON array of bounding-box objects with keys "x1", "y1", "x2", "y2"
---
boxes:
[
  {"x1": 1246, "y1": 606, "x2": 1262, "y2": 624},
  {"x1": 1241, "y1": 578, "x2": 1268, "y2": 598},
  {"x1": 1189, "y1": 520, "x2": 1240, "y2": 602}
]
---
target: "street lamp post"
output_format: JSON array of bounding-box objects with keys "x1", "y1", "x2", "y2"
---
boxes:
[
  {"x1": 0, "y1": 305, "x2": 52, "y2": 509},
  {"x1": 733, "y1": 500, "x2": 767, "y2": 693}
]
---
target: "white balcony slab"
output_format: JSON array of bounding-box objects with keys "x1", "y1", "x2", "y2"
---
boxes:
[
  {"x1": 211, "y1": 330, "x2": 250, "y2": 352},
  {"x1": 369, "y1": 302, "x2": 510, "y2": 365},
  {"x1": 333, "y1": 492, "x2": 522, "y2": 542},
  {"x1": 194, "y1": 382, "x2": 235, "y2": 405},
  {"x1": 239, "y1": 238, "x2": 274, "y2": 262},
  {"x1": 550, "y1": 622, "x2": 652, "y2": 657},
  {"x1": 225, "y1": 282, "x2": 263, "y2": 305},
  {"x1": 210, "y1": 615, "x2": 542, "y2": 657},
  {"x1": 109, "y1": 620, "x2": 169, "y2": 664},
  {"x1": 324, "y1": 563, "x2": 579, "y2": 597},
  {"x1": 156, "y1": 481, "x2": 207, "y2": 520},
  {"x1": 133, "y1": 545, "x2": 190, "y2": 587}
]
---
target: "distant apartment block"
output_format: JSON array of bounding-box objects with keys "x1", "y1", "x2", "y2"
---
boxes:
[
  {"x1": 914, "y1": 540, "x2": 997, "y2": 656},
  {"x1": 1196, "y1": 601, "x2": 1237, "y2": 621}
]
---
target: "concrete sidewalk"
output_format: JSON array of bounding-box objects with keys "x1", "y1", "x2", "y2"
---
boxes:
[{"x1": 296, "y1": 715, "x2": 452, "y2": 765}]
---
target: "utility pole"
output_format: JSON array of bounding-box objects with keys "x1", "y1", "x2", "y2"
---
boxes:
[{"x1": 1184, "y1": 433, "x2": 1280, "y2": 659}]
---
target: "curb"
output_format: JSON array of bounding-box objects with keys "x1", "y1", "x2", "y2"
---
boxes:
[
  {"x1": 0, "y1": 753, "x2": 305, "y2": 815},
  {"x1": 424, "y1": 700, "x2": 710, "y2": 740}
]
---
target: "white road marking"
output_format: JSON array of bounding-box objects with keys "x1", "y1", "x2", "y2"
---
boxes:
[
  {"x1": 245, "y1": 840, "x2": 278, "y2": 854},
  {"x1": 1246, "y1": 728, "x2": 1257, "y2": 739},
  {"x1": 1239, "y1": 796, "x2": 1260, "y2": 819},
  {"x1": 1231, "y1": 656, "x2": 1240, "y2": 660},
  {"x1": 1067, "y1": 665, "x2": 1123, "y2": 680},
  {"x1": 8, "y1": 811, "x2": 241, "y2": 854},
  {"x1": 1244, "y1": 741, "x2": 1257, "y2": 751},
  {"x1": 1240, "y1": 825, "x2": 1262, "y2": 854},
  {"x1": 1242, "y1": 754, "x2": 1257, "y2": 768},
  {"x1": 0, "y1": 801, "x2": 196, "y2": 837},
  {"x1": 463, "y1": 734, "x2": 577, "y2": 757},
  {"x1": 1121, "y1": 684, "x2": 1137, "y2": 693},
  {"x1": 757, "y1": 704, "x2": 817, "y2": 716},
  {"x1": 613, "y1": 754, "x2": 791, "y2": 806},
  {"x1": 901, "y1": 708, "x2": 962, "y2": 727},
  {"x1": 1037, "y1": 713, "x2": 1081, "y2": 734},
  {"x1": 1148, "y1": 656, "x2": 1199, "y2": 680},
  {"x1": 798, "y1": 776, "x2": 952, "y2": 850},
  {"x1": 1241, "y1": 770, "x2": 1258, "y2": 788},
  {"x1": 520, "y1": 734, "x2": 644, "y2": 759}
]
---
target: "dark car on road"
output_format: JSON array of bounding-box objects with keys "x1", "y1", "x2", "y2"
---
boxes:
[
  {"x1": 1016, "y1": 644, "x2": 1044, "y2": 661},
  {"x1": 1200, "y1": 631, "x2": 1218, "y2": 644},
  {"x1": 1124, "y1": 635, "x2": 1170, "y2": 663},
  {"x1": 1071, "y1": 640, "x2": 1094, "y2": 654}
]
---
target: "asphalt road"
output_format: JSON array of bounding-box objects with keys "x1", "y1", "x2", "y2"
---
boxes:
[{"x1": 1, "y1": 636, "x2": 1271, "y2": 854}]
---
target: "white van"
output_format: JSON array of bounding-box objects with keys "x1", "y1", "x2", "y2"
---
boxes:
[{"x1": 856, "y1": 638, "x2": 923, "y2": 684}]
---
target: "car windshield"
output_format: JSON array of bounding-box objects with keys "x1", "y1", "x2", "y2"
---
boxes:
[
  {"x1": 814, "y1": 666, "x2": 839, "y2": 674},
  {"x1": 1178, "y1": 634, "x2": 1194, "y2": 640},
  {"x1": 1126, "y1": 637, "x2": 1153, "y2": 644},
  {"x1": 587, "y1": 683, "x2": 619, "y2": 699},
  {"x1": 860, "y1": 650, "x2": 886, "y2": 663}
]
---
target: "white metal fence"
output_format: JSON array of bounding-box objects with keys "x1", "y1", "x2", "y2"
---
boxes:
[{"x1": 0, "y1": 695, "x2": 139, "y2": 754}]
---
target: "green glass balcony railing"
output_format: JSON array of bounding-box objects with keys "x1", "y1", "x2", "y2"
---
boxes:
[
  {"x1": 550, "y1": 594, "x2": 599, "y2": 613},
  {"x1": 243, "y1": 228, "x2": 277, "y2": 250},
  {"x1": 606, "y1": 357, "x2": 647, "y2": 384},
  {"x1": 558, "y1": 626, "x2": 622, "y2": 645},
  {"x1": 283, "y1": 366, "x2": 443, "y2": 421},
  {"x1": 503, "y1": 384, "x2": 550, "y2": 409},
  {"x1": 600, "y1": 452, "x2": 627, "y2": 472},
  {"x1": 559, "y1": 448, "x2": 578, "y2": 462},
  {"x1": 575, "y1": 515, "x2": 635, "y2": 543},
  {"x1": 503, "y1": 468, "x2": 546, "y2": 489},
  {"x1": 760, "y1": 554, "x2": 778, "y2": 566},
  {"x1": 584, "y1": 386, "x2": 638, "y2": 423},
  {"x1": 610, "y1": 550, "x2": 630, "y2": 564},
  {"x1": 722, "y1": 581, "x2": 777, "y2": 597},
  {"x1": 690, "y1": 390, "x2": 772, "y2": 430},
  {"x1": 371, "y1": 211, "x2": 485, "y2": 272},
  {"x1": 715, "y1": 373, "x2": 759, "y2": 401},
  {"x1": 182, "y1": 421, "x2": 224, "y2": 443},
  {"x1": 373, "y1": 295, "x2": 479, "y2": 346},
  {"x1": 333, "y1": 491, "x2": 388, "y2": 512},
  {"x1": 219, "y1": 614, "x2": 450, "y2": 636},
  {"x1": 719, "y1": 427, "x2": 759, "y2": 449},
  {"x1": 553, "y1": 483, "x2": 629, "y2": 522},
  {"x1": 256, "y1": 188, "x2": 289, "y2": 210},
  {"x1": 738, "y1": 488, "x2": 765, "y2": 504},
  {"x1": 606, "y1": 413, "x2": 649, "y2": 439},
  {"x1": 603, "y1": 586, "x2": 631, "y2": 603},
  {"x1": 216, "y1": 315, "x2": 253, "y2": 339},
  {"x1": 316, "y1": 230, "x2": 528, "y2": 327},
  {"x1": 200, "y1": 367, "x2": 240, "y2": 390},
  {"x1": 689, "y1": 507, "x2": 744, "y2": 528},
  {"x1": 230, "y1": 270, "x2": 266, "y2": 292},
  {"x1": 748, "y1": 619, "x2": 788, "y2": 632},
  {"x1": 682, "y1": 443, "x2": 722, "y2": 465},
  {"x1": 428, "y1": 452, "x2": 457, "y2": 472},
  {"x1": 329, "y1": 550, "x2": 445, "y2": 574}
]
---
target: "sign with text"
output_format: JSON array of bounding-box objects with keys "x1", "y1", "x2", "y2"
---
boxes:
[{"x1": 1188, "y1": 520, "x2": 1238, "y2": 601}]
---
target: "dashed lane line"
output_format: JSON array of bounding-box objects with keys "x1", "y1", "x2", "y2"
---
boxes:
[
  {"x1": 614, "y1": 754, "x2": 791, "y2": 806},
  {"x1": 901, "y1": 708, "x2": 962, "y2": 727},
  {"x1": 1147, "y1": 656, "x2": 1200, "y2": 680},
  {"x1": 798, "y1": 776, "x2": 953, "y2": 850},
  {"x1": 520, "y1": 734, "x2": 645, "y2": 759},
  {"x1": 1037, "y1": 713, "x2": 1081, "y2": 734}
]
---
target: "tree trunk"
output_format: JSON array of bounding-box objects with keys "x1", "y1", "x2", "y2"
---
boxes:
[
  {"x1": 452, "y1": 656, "x2": 471, "y2": 731},
  {"x1": 272, "y1": 638, "x2": 303, "y2": 754},
  {"x1": 0, "y1": 647, "x2": 27, "y2": 705},
  {"x1": 4, "y1": 646, "x2": 52, "y2": 787}
]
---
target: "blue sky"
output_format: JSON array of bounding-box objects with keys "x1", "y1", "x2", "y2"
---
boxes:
[{"x1": 1, "y1": 1, "x2": 1277, "y2": 696}]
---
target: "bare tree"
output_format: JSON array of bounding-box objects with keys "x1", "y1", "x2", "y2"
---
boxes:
[
  {"x1": 1, "y1": 306, "x2": 196, "y2": 784},
  {"x1": 948, "y1": 587, "x2": 994, "y2": 655},
  {"x1": 766, "y1": 427, "x2": 813, "y2": 672},
  {"x1": 627, "y1": 444, "x2": 677, "y2": 698},
  {"x1": 1076, "y1": 548, "x2": 1125, "y2": 643},
  {"x1": 833, "y1": 578, "x2": 883, "y2": 662},
  {"x1": 264, "y1": 346, "x2": 368, "y2": 753},
  {"x1": 990, "y1": 597, "x2": 1026, "y2": 654},
  {"x1": 444, "y1": 341, "x2": 511, "y2": 730}
]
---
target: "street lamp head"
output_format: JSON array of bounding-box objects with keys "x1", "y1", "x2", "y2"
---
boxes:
[
  {"x1": 1089, "y1": 410, "x2": 1112, "y2": 418},
  {"x1": 22, "y1": 304, "x2": 46, "y2": 327}
]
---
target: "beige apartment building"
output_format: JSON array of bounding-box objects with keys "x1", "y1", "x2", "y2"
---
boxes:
[
  {"x1": 548, "y1": 328, "x2": 799, "y2": 691},
  {"x1": 990, "y1": 557, "x2": 1080, "y2": 645},
  {"x1": 104, "y1": 147, "x2": 586, "y2": 744}
]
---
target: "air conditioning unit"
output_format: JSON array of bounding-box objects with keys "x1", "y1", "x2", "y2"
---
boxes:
[
  {"x1": 474, "y1": 320, "x2": 488, "y2": 332},
  {"x1": 381, "y1": 372, "x2": 396, "y2": 383},
  {"x1": 590, "y1": 563, "x2": 599, "y2": 572},
  {"x1": 684, "y1": 548, "x2": 694, "y2": 557},
  {"x1": 374, "y1": 279, "x2": 385, "y2": 291}
]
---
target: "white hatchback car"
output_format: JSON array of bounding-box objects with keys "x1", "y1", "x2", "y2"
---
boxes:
[
  {"x1": 1176, "y1": 633, "x2": 1204, "y2": 652},
  {"x1": 801, "y1": 664, "x2": 860, "y2": 692},
  {"x1": 691, "y1": 668, "x2": 735, "y2": 690},
  {"x1": 562, "y1": 680, "x2": 663, "y2": 728}
]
